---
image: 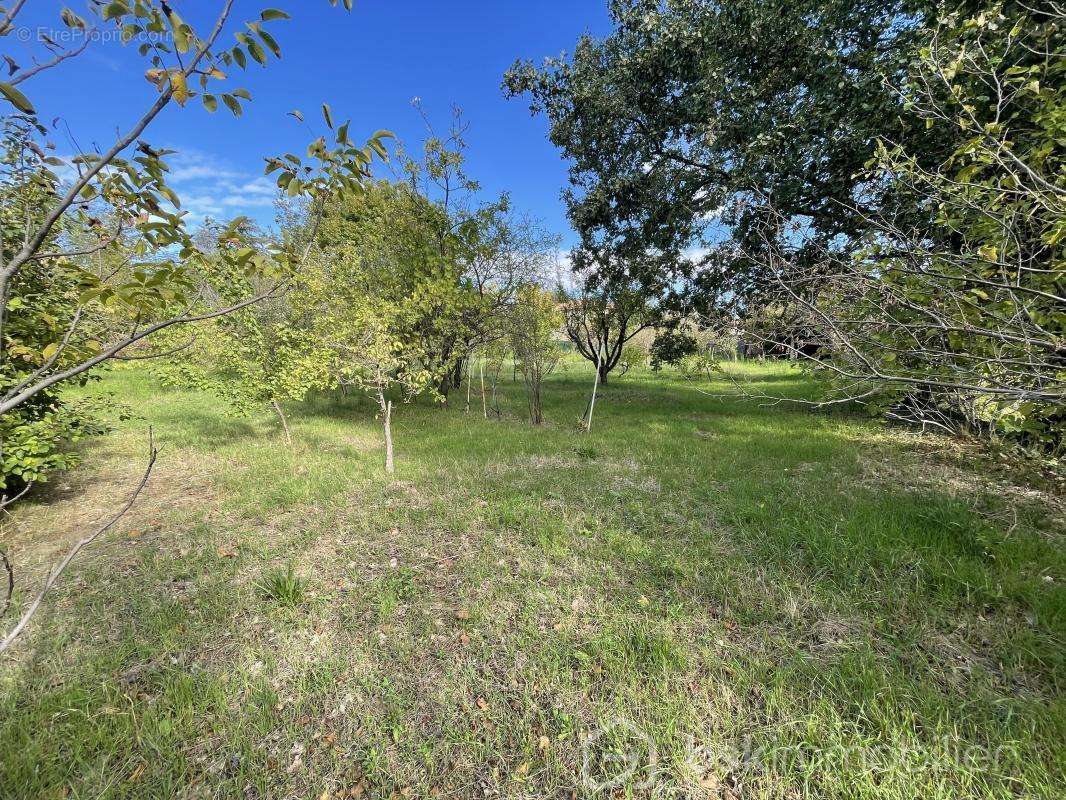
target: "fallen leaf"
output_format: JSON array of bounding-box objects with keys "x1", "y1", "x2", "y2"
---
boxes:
[
  {"x1": 454, "y1": 608, "x2": 471, "y2": 620},
  {"x1": 475, "y1": 696, "x2": 488, "y2": 710},
  {"x1": 217, "y1": 545, "x2": 237, "y2": 558},
  {"x1": 459, "y1": 631, "x2": 470, "y2": 646},
  {"x1": 538, "y1": 735, "x2": 550, "y2": 752},
  {"x1": 128, "y1": 530, "x2": 143, "y2": 539},
  {"x1": 128, "y1": 763, "x2": 146, "y2": 781}
]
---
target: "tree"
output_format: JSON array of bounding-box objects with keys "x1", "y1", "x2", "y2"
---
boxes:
[
  {"x1": 313, "y1": 296, "x2": 435, "y2": 474},
  {"x1": 560, "y1": 254, "x2": 656, "y2": 384},
  {"x1": 0, "y1": 1, "x2": 380, "y2": 488},
  {"x1": 616, "y1": 342, "x2": 648, "y2": 378},
  {"x1": 504, "y1": 0, "x2": 942, "y2": 307},
  {"x1": 150, "y1": 223, "x2": 330, "y2": 447},
  {"x1": 739, "y1": 2, "x2": 1065, "y2": 450},
  {"x1": 391, "y1": 107, "x2": 559, "y2": 399},
  {"x1": 509, "y1": 285, "x2": 562, "y2": 425},
  {"x1": 297, "y1": 180, "x2": 451, "y2": 472},
  {"x1": 649, "y1": 329, "x2": 699, "y2": 371},
  {"x1": 0, "y1": 0, "x2": 388, "y2": 652},
  {"x1": 0, "y1": 117, "x2": 111, "y2": 491}
]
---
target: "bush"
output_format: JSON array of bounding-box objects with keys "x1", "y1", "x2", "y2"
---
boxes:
[{"x1": 649, "y1": 330, "x2": 698, "y2": 370}]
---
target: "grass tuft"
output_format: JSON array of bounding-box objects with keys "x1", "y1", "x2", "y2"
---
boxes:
[{"x1": 254, "y1": 563, "x2": 306, "y2": 608}]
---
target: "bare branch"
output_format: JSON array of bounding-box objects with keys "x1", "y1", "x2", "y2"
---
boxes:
[{"x1": 0, "y1": 431, "x2": 158, "y2": 656}]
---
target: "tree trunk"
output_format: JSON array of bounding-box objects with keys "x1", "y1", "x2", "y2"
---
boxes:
[
  {"x1": 480, "y1": 359, "x2": 487, "y2": 419},
  {"x1": 377, "y1": 390, "x2": 395, "y2": 474},
  {"x1": 584, "y1": 344, "x2": 603, "y2": 431},
  {"x1": 272, "y1": 399, "x2": 292, "y2": 447},
  {"x1": 530, "y1": 382, "x2": 542, "y2": 425},
  {"x1": 465, "y1": 356, "x2": 472, "y2": 413}
]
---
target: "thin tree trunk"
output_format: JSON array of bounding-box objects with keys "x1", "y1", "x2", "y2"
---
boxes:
[
  {"x1": 531, "y1": 382, "x2": 542, "y2": 425},
  {"x1": 272, "y1": 399, "x2": 292, "y2": 447},
  {"x1": 377, "y1": 389, "x2": 395, "y2": 474},
  {"x1": 480, "y1": 359, "x2": 487, "y2": 419},
  {"x1": 384, "y1": 402, "x2": 394, "y2": 473},
  {"x1": 584, "y1": 344, "x2": 603, "y2": 432},
  {"x1": 465, "y1": 356, "x2": 473, "y2": 413}
]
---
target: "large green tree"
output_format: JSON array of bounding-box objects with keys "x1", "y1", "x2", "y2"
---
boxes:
[{"x1": 504, "y1": 0, "x2": 940, "y2": 304}]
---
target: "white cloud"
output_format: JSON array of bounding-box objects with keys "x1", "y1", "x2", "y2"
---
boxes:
[{"x1": 162, "y1": 148, "x2": 279, "y2": 224}]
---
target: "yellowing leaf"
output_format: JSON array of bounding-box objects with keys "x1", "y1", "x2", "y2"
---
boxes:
[{"x1": 170, "y1": 72, "x2": 190, "y2": 105}]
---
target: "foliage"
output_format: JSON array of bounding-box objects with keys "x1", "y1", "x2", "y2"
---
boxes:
[
  {"x1": 509, "y1": 284, "x2": 562, "y2": 424},
  {"x1": 381, "y1": 109, "x2": 558, "y2": 398},
  {"x1": 616, "y1": 341, "x2": 648, "y2": 377},
  {"x1": 0, "y1": 117, "x2": 93, "y2": 489},
  {"x1": 504, "y1": 0, "x2": 941, "y2": 305},
  {"x1": 649, "y1": 330, "x2": 698, "y2": 371},
  {"x1": 0, "y1": 1, "x2": 377, "y2": 488},
  {"x1": 753, "y1": 2, "x2": 1065, "y2": 451},
  {"x1": 560, "y1": 265, "x2": 656, "y2": 383},
  {"x1": 0, "y1": 396, "x2": 111, "y2": 490}
]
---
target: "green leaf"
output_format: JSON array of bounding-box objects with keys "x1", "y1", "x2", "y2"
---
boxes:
[
  {"x1": 202, "y1": 94, "x2": 218, "y2": 113},
  {"x1": 0, "y1": 82, "x2": 34, "y2": 114},
  {"x1": 256, "y1": 28, "x2": 282, "y2": 58},
  {"x1": 102, "y1": 1, "x2": 129, "y2": 21},
  {"x1": 322, "y1": 103, "x2": 334, "y2": 129},
  {"x1": 247, "y1": 40, "x2": 267, "y2": 65},
  {"x1": 221, "y1": 94, "x2": 242, "y2": 116},
  {"x1": 260, "y1": 9, "x2": 291, "y2": 21}
]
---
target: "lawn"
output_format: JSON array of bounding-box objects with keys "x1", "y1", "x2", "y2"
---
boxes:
[{"x1": 1, "y1": 360, "x2": 1063, "y2": 799}]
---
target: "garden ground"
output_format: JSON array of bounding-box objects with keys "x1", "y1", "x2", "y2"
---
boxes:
[{"x1": 1, "y1": 360, "x2": 1063, "y2": 799}]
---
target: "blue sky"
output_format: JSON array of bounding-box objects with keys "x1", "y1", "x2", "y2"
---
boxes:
[{"x1": 13, "y1": 1, "x2": 612, "y2": 244}]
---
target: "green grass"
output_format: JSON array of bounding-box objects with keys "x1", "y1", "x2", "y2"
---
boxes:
[{"x1": 1, "y1": 359, "x2": 1063, "y2": 799}]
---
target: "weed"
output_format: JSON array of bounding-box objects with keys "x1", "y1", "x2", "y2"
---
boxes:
[{"x1": 254, "y1": 563, "x2": 306, "y2": 608}]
